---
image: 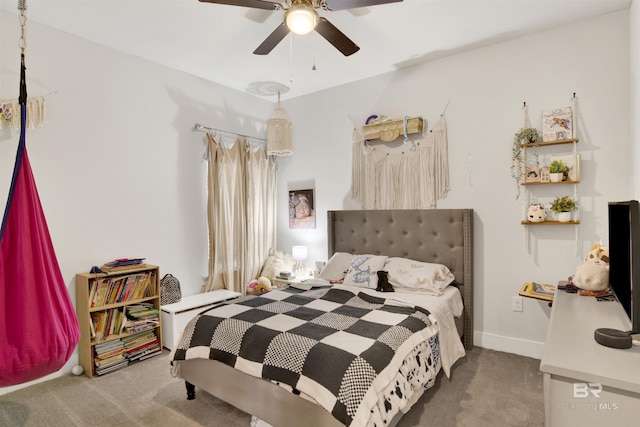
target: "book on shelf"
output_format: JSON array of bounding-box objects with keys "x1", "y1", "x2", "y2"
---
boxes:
[
  {"x1": 127, "y1": 307, "x2": 159, "y2": 319},
  {"x1": 519, "y1": 282, "x2": 556, "y2": 302},
  {"x1": 94, "y1": 353, "x2": 125, "y2": 368},
  {"x1": 100, "y1": 258, "x2": 146, "y2": 271},
  {"x1": 90, "y1": 271, "x2": 154, "y2": 307},
  {"x1": 122, "y1": 329, "x2": 161, "y2": 360},
  {"x1": 138, "y1": 348, "x2": 163, "y2": 361},
  {"x1": 94, "y1": 346, "x2": 124, "y2": 360},
  {"x1": 124, "y1": 318, "x2": 159, "y2": 334},
  {"x1": 94, "y1": 339, "x2": 123, "y2": 353},
  {"x1": 95, "y1": 359, "x2": 129, "y2": 376},
  {"x1": 90, "y1": 308, "x2": 126, "y2": 342},
  {"x1": 542, "y1": 106, "x2": 573, "y2": 142},
  {"x1": 89, "y1": 313, "x2": 96, "y2": 338},
  {"x1": 126, "y1": 340, "x2": 160, "y2": 359}
]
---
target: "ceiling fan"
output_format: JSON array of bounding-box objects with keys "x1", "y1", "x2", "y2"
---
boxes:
[{"x1": 199, "y1": 0, "x2": 404, "y2": 56}]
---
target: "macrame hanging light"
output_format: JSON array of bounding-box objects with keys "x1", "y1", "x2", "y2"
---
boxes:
[{"x1": 266, "y1": 92, "x2": 292, "y2": 156}]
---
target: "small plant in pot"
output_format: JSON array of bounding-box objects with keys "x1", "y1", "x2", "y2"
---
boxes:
[
  {"x1": 549, "y1": 195, "x2": 577, "y2": 222},
  {"x1": 514, "y1": 127, "x2": 539, "y2": 144},
  {"x1": 549, "y1": 160, "x2": 566, "y2": 182}
]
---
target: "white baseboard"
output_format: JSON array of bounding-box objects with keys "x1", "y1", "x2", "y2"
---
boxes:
[{"x1": 474, "y1": 331, "x2": 544, "y2": 360}]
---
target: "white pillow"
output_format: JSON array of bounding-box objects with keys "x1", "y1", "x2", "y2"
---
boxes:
[
  {"x1": 319, "y1": 252, "x2": 354, "y2": 281},
  {"x1": 343, "y1": 255, "x2": 388, "y2": 289},
  {"x1": 384, "y1": 257, "x2": 455, "y2": 295}
]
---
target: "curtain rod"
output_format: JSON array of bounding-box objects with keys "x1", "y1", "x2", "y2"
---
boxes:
[{"x1": 193, "y1": 123, "x2": 266, "y2": 142}]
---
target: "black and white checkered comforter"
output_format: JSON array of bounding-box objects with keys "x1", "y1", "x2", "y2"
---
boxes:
[{"x1": 172, "y1": 285, "x2": 439, "y2": 426}]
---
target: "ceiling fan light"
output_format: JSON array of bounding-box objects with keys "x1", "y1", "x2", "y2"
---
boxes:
[{"x1": 285, "y1": 5, "x2": 318, "y2": 35}]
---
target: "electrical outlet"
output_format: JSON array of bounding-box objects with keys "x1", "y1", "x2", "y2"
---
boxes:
[{"x1": 512, "y1": 296, "x2": 523, "y2": 312}]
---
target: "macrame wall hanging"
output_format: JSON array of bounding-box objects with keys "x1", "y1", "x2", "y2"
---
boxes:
[
  {"x1": 351, "y1": 115, "x2": 450, "y2": 209},
  {"x1": 0, "y1": 95, "x2": 47, "y2": 130}
]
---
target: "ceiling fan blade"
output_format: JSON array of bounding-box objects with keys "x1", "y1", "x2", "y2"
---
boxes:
[
  {"x1": 253, "y1": 22, "x2": 290, "y2": 55},
  {"x1": 315, "y1": 17, "x2": 360, "y2": 56},
  {"x1": 198, "y1": 0, "x2": 280, "y2": 10},
  {"x1": 324, "y1": 0, "x2": 403, "y2": 12}
]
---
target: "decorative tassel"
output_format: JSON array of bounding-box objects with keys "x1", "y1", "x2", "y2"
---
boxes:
[{"x1": 0, "y1": 96, "x2": 46, "y2": 129}]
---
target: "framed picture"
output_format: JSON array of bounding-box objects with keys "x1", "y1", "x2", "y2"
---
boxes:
[
  {"x1": 289, "y1": 189, "x2": 316, "y2": 229},
  {"x1": 525, "y1": 166, "x2": 541, "y2": 183},
  {"x1": 542, "y1": 107, "x2": 573, "y2": 142}
]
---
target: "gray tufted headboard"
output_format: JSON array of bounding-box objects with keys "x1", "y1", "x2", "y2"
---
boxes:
[{"x1": 327, "y1": 209, "x2": 474, "y2": 350}]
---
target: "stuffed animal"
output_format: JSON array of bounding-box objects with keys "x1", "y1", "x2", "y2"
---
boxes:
[
  {"x1": 573, "y1": 244, "x2": 610, "y2": 292},
  {"x1": 527, "y1": 203, "x2": 547, "y2": 223},
  {"x1": 247, "y1": 276, "x2": 272, "y2": 294},
  {"x1": 259, "y1": 249, "x2": 294, "y2": 279}
]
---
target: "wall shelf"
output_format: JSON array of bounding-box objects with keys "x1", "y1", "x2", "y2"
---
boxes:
[
  {"x1": 518, "y1": 105, "x2": 581, "y2": 226},
  {"x1": 521, "y1": 221, "x2": 580, "y2": 225},
  {"x1": 522, "y1": 180, "x2": 580, "y2": 186},
  {"x1": 519, "y1": 138, "x2": 578, "y2": 148}
]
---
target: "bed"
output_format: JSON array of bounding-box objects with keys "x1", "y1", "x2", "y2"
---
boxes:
[{"x1": 170, "y1": 209, "x2": 474, "y2": 427}]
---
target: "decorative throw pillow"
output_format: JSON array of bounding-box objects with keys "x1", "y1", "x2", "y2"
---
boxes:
[
  {"x1": 342, "y1": 255, "x2": 388, "y2": 288},
  {"x1": 319, "y1": 252, "x2": 354, "y2": 282},
  {"x1": 384, "y1": 257, "x2": 455, "y2": 295}
]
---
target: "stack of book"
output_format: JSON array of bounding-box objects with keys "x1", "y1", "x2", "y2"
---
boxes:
[
  {"x1": 100, "y1": 258, "x2": 146, "y2": 272},
  {"x1": 124, "y1": 303, "x2": 160, "y2": 334},
  {"x1": 94, "y1": 340, "x2": 128, "y2": 375},
  {"x1": 122, "y1": 330, "x2": 162, "y2": 362}
]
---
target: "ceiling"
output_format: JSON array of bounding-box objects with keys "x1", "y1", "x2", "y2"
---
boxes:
[{"x1": 0, "y1": 0, "x2": 632, "y2": 100}]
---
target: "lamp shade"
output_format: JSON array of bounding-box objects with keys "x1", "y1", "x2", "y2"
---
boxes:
[
  {"x1": 292, "y1": 245, "x2": 308, "y2": 261},
  {"x1": 267, "y1": 93, "x2": 292, "y2": 156}
]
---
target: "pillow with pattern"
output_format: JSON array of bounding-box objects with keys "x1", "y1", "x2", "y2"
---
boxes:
[
  {"x1": 342, "y1": 255, "x2": 388, "y2": 288},
  {"x1": 384, "y1": 257, "x2": 455, "y2": 295},
  {"x1": 319, "y1": 252, "x2": 354, "y2": 282}
]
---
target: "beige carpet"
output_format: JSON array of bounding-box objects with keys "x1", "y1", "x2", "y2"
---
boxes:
[{"x1": 0, "y1": 347, "x2": 543, "y2": 427}]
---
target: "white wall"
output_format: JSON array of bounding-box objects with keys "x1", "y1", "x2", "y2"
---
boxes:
[
  {"x1": 0, "y1": 11, "x2": 272, "y2": 394},
  {"x1": 276, "y1": 10, "x2": 632, "y2": 359}
]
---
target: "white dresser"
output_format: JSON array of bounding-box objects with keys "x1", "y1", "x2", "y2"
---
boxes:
[
  {"x1": 161, "y1": 289, "x2": 241, "y2": 350},
  {"x1": 539, "y1": 290, "x2": 640, "y2": 426}
]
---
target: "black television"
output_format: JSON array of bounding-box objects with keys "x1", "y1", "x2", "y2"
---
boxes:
[{"x1": 608, "y1": 200, "x2": 640, "y2": 335}]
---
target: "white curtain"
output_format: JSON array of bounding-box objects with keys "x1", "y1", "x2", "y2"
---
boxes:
[{"x1": 203, "y1": 133, "x2": 277, "y2": 294}]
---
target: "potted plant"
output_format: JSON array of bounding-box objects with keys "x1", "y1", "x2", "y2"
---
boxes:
[
  {"x1": 549, "y1": 195, "x2": 577, "y2": 222},
  {"x1": 511, "y1": 128, "x2": 539, "y2": 199},
  {"x1": 514, "y1": 127, "x2": 539, "y2": 144},
  {"x1": 549, "y1": 160, "x2": 566, "y2": 182}
]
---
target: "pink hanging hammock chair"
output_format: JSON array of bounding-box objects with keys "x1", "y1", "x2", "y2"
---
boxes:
[{"x1": 0, "y1": 7, "x2": 80, "y2": 387}]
